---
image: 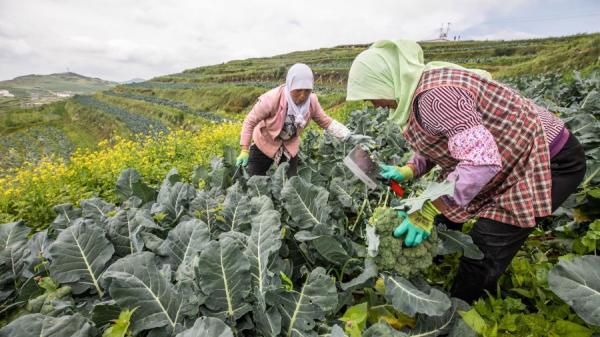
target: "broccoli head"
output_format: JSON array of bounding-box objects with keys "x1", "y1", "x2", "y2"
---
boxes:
[{"x1": 369, "y1": 206, "x2": 438, "y2": 278}]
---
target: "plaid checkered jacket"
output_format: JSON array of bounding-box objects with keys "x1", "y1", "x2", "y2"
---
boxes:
[{"x1": 403, "y1": 68, "x2": 553, "y2": 228}]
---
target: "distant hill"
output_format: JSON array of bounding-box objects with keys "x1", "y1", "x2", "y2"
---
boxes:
[
  {"x1": 0, "y1": 72, "x2": 117, "y2": 111},
  {"x1": 1, "y1": 33, "x2": 598, "y2": 173},
  {"x1": 121, "y1": 78, "x2": 147, "y2": 84}
]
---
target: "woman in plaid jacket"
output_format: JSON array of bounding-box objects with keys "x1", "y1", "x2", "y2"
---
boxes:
[{"x1": 346, "y1": 40, "x2": 586, "y2": 302}]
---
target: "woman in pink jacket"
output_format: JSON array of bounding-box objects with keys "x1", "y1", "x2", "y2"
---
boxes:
[{"x1": 237, "y1": 63, "x2": 361, "y2": 176}]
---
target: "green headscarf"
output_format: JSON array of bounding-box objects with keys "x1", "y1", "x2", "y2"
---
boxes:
[{"x1": 346, "y1": 40, "x2": 491, "y2": 127}]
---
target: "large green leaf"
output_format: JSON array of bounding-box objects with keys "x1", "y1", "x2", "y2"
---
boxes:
[
  {"x1": 437, "y1": 229, "x2": 484, "y2": 260},
  {"x1": 254, "y1": 294, "x2": 282, "y2": 337},
  {"x1": 312, "y1": 236, "x2": 351, "y2": 265},
  {"x1": 363, "y1": 322, "x2": 407, "y2": 337},
  {"x1": 271, "y1": 162, "x2": 290, "y2": 200},
  {"x1": 0, "y1": 221, "x2": 30, "y2": 290},
  {"x1": 0, "y1": 221, "x2": 31, "y2": 302},
  {"x1": 207, "y1": 157, "x2": 235, "y2": 191},
  {"x1": 384, "y1": 274, "x2": 451, "y2": 317},
  {"x1": 175, "y1": 317, "x2": 234, "y2": 337},
  {"x1": 1, "y1": 220, "x2": 31, "y2": 250},
  {"x1": 548, "y1": 255, "x2": 600, "y2": 326},
  {"x1": 449, "y1": 317, "x2": 478, "y2": 337},
  {"x1": 151, "y1": 169, "x2": 196, "y2": 224},
  {"x1": 196, "y1": 234, "x2": 252, "y2": 320},
  {"x1": 330, "y1": 325, "x2": 349, "y2": 337},
  {"x1": 246, "y1": 175, "x2": 271, "y2": 198},
  {"x1": 100, "y1": 252, "x2": 193, "y2": 335},
  {"x1": 91, "y1": 301, "x2": 121, "y2": 328},
  {"x1": 0, "y1": 313, "x2": 94, "y2": 337},
  {"x1": 81, "y1": 198, "x2": 115, "y2": 225},
  {"x1": 408, "y1": 298, "x2": 474, "y2": 337},
  {"x1": 190, "y1": 190, "x2": 223, "y2": 233},
  {"x1": 281, "y1": 176, "x2": 331, "y2": 230},
  {"x1": 330, "y1": 177, "x2": 359, "y2": 209},
  {"x1": 48, "y1": 220, "x2": 114, "y2": 296},
  {"x1": 24, "y1": 229, "x2": 52, "y2": 278},
  {"x1": 266, "y1": 267, "x2": 338, "y2": 337},
  {"x1": 250, "y1": 195, "x2": 275, "y2": 214},
  {"x1": 245, "y1": 209, "x2": 282, "y2": 295},
  {"x1": 107, "y1": 208, "x2": 161, "y2": 257},
  {"x1": 115, "y1": 168, "x2": 156, "y2": 203},
  {"x1": 220, "y1": 183, "x2": 252, "y2": 232},
  {"x1": 49, "y1": 204, "x2": 81, "y2": 232},
  {"x1": 341, "y1": 258, "x2": 378, "y2": 291},
  {"x1": 157, "y1": 219, "x2": 210, "y2": 282}
]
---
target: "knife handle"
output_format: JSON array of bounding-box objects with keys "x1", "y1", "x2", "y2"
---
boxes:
[
  {"x1": 376, "y1": 176, "x2": 405, "y2": 198},
  {"x1": 389, "y1": 180, "x2": 405, "y2": 198}
]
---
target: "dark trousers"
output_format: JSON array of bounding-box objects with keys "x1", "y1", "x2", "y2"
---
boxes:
[
  {"x1": 247, "y1": 144, "x2": 299, "y2": 177},
  {"x1": 448, "y1": 133, "x2": 587, "y2": 303}
]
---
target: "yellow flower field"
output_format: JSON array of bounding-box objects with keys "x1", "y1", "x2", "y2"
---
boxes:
[{"x1": 0, "y1": 123, "x2": 241, "y2": 229}]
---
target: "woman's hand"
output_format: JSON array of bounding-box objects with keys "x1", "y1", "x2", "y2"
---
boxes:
[
  {"x1": 379, "y1": 164, "x2": 414, "y2": 183},
  {"x1": 236, "y1": 148, "x2": 249, "y2": 167},
  {"x1": 393, "y1": 201, "x2": 440, "y2": 247}
]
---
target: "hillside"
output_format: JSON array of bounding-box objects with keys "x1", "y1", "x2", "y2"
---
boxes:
[
  {"x1": 0, "y1": 72, "x2": 117, "y2": 111},
  {"x1": 1, "y1": 33, "x2": 598, "y2": 172}
]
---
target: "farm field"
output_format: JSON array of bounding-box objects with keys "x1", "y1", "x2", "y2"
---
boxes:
[{"x1": 0, "y1": 33, "x2": 599, "y2": 337}]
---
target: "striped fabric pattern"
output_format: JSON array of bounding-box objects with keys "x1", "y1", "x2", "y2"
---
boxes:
[
  {"x1": 403, "y1": 68, "x2": 553, "y2": 228},
  {"x1": 417, "y1": 86, "x2": 565, "y2": 145},
  {"x1": 533, "y1": 102, "x2": 565, "y2": 142},
  {"x1": 417, "y1": 86, "x2": 480, "y2": 137},
  {"x1": 416, "y1": 87, "x2": 502, "y2": 167}
]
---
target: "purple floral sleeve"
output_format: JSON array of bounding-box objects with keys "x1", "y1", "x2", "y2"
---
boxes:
[{"x1": 445, "y1": 164, "x2": 500, "y2": 206}]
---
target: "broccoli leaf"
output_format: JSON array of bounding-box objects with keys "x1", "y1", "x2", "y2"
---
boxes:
[
  {"x1": 100, "y1": 252, "x2": 193, "y2": 335},
  {"x1": 48, "y1": 220, "x2": 114, "y2": 296},
  {"x1": 384, "y1": 274, "x2": 451, "y2": 317},
  {"x1": 0, "y1": 313, "x2": 94, "y2": 337},
  {"x1": 245, "y1": 209, "x2": 282, "y2": 296},
  {"x1": 115, "y1": 168, "x2": 156, "y2": 204},
  {"x1": 399, "y1": 181, "x2": 455, "y2": 213},
  {"x1": 281, "y1": 176, "x2": 332, "y2": 230},
  {"x1": 175, "y1": 317, "x2": 234, "y2": 337},
  {"x1": 266, "y1": 267, "x2": 338, "y2": 337},
  {"x1": 157, "y1": 218, "x2": 210, "y2": 282},
  {"x1": 437, "y1": 229, "x2": 484, "y2": 260},
  {"x1": 548, "y1": 255, "x2": 600, "y2": 326},
  {"x1": 196, "y1": 234, "x2": 252, "y2": 320}
]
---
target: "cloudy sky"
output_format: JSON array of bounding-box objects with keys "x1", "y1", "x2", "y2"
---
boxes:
[{"x1": 1, "y1": 0, "x2": 598, "y2": 82}]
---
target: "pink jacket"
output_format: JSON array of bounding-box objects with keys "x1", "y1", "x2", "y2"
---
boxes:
[{"x1": 240, "y1": 85, "x2": 333, "y2": 158}]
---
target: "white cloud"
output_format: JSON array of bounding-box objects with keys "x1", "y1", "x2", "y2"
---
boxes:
[
  {"x1": 0, "y1": 37, "x2": 34, "y2": 57},
  {"x1": 0, "y1": 0, "x2": 569, "y2": 81},
  {"x1": 470, "y1": 29, "x2": 540, "y2": 40}
]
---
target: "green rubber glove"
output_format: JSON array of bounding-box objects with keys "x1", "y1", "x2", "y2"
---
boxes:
[
  {"x1": 236, "y1": 149, "x2": 249, "y2": 167},
  {"x1": 393, "y1": 201, "x2": 440, "y2": 247},
  {"x1": 379, "y1": 164, "x2": 414, "y2": 183}
]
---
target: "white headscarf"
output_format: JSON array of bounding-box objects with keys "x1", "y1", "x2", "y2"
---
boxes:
[{"x1": 284, "y1": 63, "x2": 314, "y2": 128}]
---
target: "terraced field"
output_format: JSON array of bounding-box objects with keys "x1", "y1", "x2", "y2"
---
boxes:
[{"x1": 1, "y1": 33, "x2": 598, "y2": 172}]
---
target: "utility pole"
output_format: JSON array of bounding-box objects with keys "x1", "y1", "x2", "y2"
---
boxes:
[{"x1": 439, "y1": 22, "x2": 451, "y2": 40}]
